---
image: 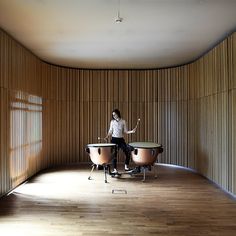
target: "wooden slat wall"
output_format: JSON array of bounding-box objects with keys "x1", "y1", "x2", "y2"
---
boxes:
[
  {"x1": 1, "y1": 28, "x2": 236, "y2": 197},
  {"x1": 228, "y1": 32, "x2": 236, "y2": 194},
  {"x1": 0, "y1": 29, "x2": 43, "y2": 196},
  {"x1": 193, "y1": 37, "x2": 233, "y2": 191},
  {"x1": 42, "y1": 68, "x2": 160, "y2": 164}
]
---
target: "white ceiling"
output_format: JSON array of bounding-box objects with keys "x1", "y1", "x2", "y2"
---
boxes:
[{"x1": 0, "y1": 0, "x2": 236, "y2": 69}]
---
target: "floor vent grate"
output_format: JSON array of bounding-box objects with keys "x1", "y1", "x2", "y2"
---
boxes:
[{"x1": 112, "y1": 189, "x2": 127, "y2": 194}]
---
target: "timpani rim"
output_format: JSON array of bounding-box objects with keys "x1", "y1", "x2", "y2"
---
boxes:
[
  {"x1": 128, "y1": 142, "x2": 162, "y2": 149},
  {"x1": 87, "y1": 143, "x2": 117, "y2": 147}
]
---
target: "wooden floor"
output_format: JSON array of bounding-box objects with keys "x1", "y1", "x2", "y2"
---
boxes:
[{"x1": 0, "y1": 164, "x2": 236, "y2": 236}]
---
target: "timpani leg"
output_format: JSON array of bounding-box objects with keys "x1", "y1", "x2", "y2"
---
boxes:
[
  {"x1": 88, "y1": 164, "x2": 96, "y2": 180},
  {"x1": 104, "y1": 165, "x2": 108, "y2": 183},
  {"x1": 142, "y1": 167, "x2": 146, "y2": 182},
  {"x1": 154, "y1": 164, "x2": 158, "y2": 178}
]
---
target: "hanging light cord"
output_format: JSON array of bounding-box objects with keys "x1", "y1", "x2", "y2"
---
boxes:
[
  {"x1": 118, "y1": 0, "x2": 120, "y2": 18},
  {"x1": 116, "y1": 0, "x2": 123, "y2": 23}
]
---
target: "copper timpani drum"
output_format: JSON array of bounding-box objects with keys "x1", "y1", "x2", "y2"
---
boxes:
[
  {"x1": 128, "y1": 142, "x2": 163, "y2": 181},
  {"x1": 86, "y1": 143, "x2": 116, "y2": 183},
  {"x1": 129, "y1": 142, "x2": 163, "y2": 166},
  {"x1": 86, "y1": 143, "x2": 116, "y2": 165}
]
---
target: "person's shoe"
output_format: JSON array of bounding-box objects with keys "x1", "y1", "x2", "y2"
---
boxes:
[
  {"x1": 111, "y1": 169, "x2": 118, "y2": 174},
  {"x1": 125, "y1": 164, "x2": 130, "y2": 171}
]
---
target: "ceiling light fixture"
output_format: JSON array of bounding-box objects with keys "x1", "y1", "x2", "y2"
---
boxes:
[{"x1": 115, "y1": 0, "x2": 123, "y2": 23}]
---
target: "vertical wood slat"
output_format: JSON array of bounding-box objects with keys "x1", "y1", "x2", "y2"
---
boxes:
[{"x1": 231, "y1": 89, "x2": 236, "y2": 194}]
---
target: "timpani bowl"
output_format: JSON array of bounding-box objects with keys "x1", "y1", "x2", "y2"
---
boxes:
[
  {"x1": 86, "y1": 143, "x2": 116, "y2": 165},
  {"x1": 129, "y1": 142, "x2": 163, "y2": 166}
]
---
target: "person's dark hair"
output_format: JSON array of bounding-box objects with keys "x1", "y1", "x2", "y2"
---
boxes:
[{"x1": 112, "y1": 109, "x2": 121, "y2": 120}]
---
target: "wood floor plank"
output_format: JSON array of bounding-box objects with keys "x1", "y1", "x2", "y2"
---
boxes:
[{"x1": 0, "y1": 164, "x2": 236, "y2": 236}]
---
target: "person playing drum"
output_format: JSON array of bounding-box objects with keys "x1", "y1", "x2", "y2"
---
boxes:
[{"x1": 105, "y1": 109, "x2": 137, "y2": 174}]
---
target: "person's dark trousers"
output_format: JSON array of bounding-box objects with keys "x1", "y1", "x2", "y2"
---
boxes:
[{"x1": 111, "y1": 137, "x2": 130, "y2": 169}]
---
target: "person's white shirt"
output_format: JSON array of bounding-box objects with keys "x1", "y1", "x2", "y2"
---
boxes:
[{"x1": 108, "y1": 118, "x2": 134, "y2": 138}]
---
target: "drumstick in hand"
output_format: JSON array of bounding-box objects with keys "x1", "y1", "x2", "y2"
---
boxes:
[
  {"x1": 98, "y1": 137, "x2": 107, "y2": 142},
  {"x1": 134, "y1": 118, "x2": 141, "y2": 131}
]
